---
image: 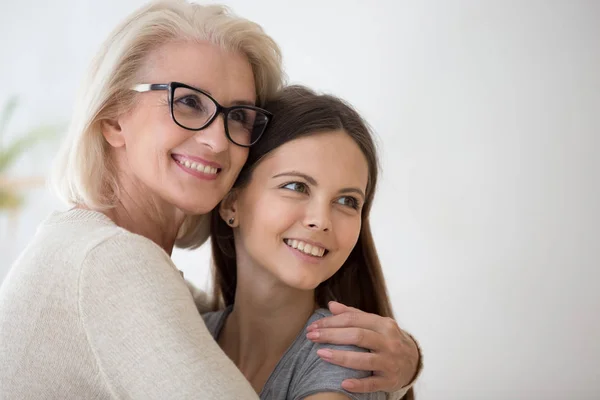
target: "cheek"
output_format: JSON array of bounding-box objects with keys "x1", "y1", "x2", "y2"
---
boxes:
[
  {"x1": 239, "y1": 195, "x2": 298, "y2": 252},
  {"x1": 228, "y1": 146, "x2": 249, "y2": 177},
  {"x1": 123, "y1": 110, "x2": 185, "y2": 163},
  {"x1": 214, "y1": 148, "x2": 249, "y2": 202},
  {"x1": 244, "y1": 196, "x2": 288, "y2": 234},
  {"x1": 335, "y1": 217, "x2": 363, "y2": 256}
]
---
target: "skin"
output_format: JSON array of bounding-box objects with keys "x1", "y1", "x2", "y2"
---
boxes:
[
  {"x1": 217, "y1": 130, "x2": 370, "y2": 397},
  {"x1": 100, "y1": 40, "x2": 418, "y2": 394}
]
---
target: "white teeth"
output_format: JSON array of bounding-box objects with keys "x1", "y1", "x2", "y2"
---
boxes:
[
  {"x1": 176, "y1": 158, "x2": 219, "y2": 175},
  {"x1": 284, "y1": 239, "x2": 326, "y2": 258}
]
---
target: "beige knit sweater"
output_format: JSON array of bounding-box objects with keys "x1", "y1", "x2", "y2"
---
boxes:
[{"x1": 0, "y1": 209, "x2": 413, "y2": 400}]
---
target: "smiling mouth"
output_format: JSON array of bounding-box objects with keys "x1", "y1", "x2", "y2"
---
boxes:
[
  {"x1": 284, "y1": 239, "x2": 329, "y2": 258},
  {"x1": 172, "y1": 156, "x2": 222, "y2": 175}
]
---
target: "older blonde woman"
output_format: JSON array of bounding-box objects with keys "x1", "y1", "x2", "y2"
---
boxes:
[{"x1": 0, "y1": 1, "x2": 420, "y2": 399}]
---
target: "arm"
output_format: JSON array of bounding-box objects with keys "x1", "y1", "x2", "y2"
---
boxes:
[
  {"x1": 306, "y1": 302, "x2": 422, "y2": 399},
  {"x1": 78, "y1": 233, "x2": 257, "y2": 399},
  {"x1": 304, "y1": 393, "x2": 352, "y2": 400},
  {"x1": 290, "y1": 337, "x2": 385, "y2": 400}
]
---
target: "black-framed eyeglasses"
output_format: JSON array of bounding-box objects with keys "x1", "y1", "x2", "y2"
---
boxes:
[{"x1": 131, "y1": 81, "x2": 272, "y2": 147}]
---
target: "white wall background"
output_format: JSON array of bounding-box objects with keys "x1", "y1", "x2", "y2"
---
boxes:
[{"x1": 1, "y1": 1, "x2": 599, "y2": 399}]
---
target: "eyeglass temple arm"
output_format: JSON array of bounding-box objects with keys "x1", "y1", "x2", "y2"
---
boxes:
[{"x1": 131, "y1": 83, "x2": 170, "y2": 92}]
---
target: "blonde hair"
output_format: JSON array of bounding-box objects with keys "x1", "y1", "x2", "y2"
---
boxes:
[{"x1": 50, "y1": 0, "x2": 284, "y2": 249}]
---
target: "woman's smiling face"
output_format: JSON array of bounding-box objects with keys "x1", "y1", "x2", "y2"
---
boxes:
[
  {"x1": 224, "y1": 130, "x2": 369, "y2": 290},
  {"x1": 103, "y1": 40, "x2": 256, "y2": 215}
]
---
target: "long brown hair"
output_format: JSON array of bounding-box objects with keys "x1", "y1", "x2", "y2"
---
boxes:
[{"x1": 210, "y1": 86, "x2": 414, "y2": 398}]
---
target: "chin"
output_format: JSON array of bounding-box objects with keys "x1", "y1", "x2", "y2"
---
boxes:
[{"x1": 280, "y1": 273, "x2": 325, "y2": 292}]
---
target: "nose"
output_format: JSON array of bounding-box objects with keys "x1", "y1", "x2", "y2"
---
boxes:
[
  {"x1": 303, "y1": 200, "x2": 332, "y2": 232},
  {"x1": 193, "y1": 113, "x2": 229, "y2": 153}
]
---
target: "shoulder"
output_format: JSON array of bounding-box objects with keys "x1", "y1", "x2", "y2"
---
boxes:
[
  {"x1": 82, "y1": 228, "x2": 174, "y2": 276},
  {"x1": 4, "y1": 211, "x2": 156, "y2": 290},
  {"x1": 310, "y1": 308, "x2": 335, "y2": 323},
  {"x1": 25, "y1": 209, "x2": 169, "y2": 270},
  {"x1": 40, "y1": 208, "x2": 170, "y2": 263},
  {"x1": 283, "y1": 309, "x2": 385, "y2": 400},
  {"x1": 309, "y1": 309, "x2": 370, "y2": 356},
  {"x1": 77, "y1": 230, "x2": 184, "y2": 312}
]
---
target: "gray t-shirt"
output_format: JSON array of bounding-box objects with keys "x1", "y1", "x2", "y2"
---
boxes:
[{"x1": 203, "y1": 307, "x2": 385, "y2": 400}]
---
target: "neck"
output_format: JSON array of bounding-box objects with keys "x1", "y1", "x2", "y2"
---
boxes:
[
  {"x1": 96, "y1": 167, "x2": 186, "y2": 255},
  {"x1": 219, "y1": 262, "x2": 316, "y2": 393}
]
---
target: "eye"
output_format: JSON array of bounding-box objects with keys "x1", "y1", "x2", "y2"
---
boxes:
[
  {"x1": 229, "y1": 109, "x2": 249, "y2": 123},
  {"x1": 336, "y1": 196, "x2": 360, "y2": 210},
  {"x1": 175, "y1": 95, "x2": 203, "y2": 110},
  {"x1": 282, "y1": 181, "x2": 308, "y2": 194}
]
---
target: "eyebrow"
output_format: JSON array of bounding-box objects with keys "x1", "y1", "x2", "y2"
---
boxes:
[
  {"x1": 272, "y1": 171, "x2": 366, "y2": 200},
  {"x1": 231, "y1": 100, "x2": 256, "y2": 107},
  {"x1": 187, "y1": 85, "x2": 255, "y2": 107}
]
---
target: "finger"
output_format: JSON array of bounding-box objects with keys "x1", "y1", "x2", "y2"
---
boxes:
[
  {"x1": 328, "y1": 301, "x2": 364, "y2": 315},
  {"x1": 307, "y1": 311, "x2": 386, "y2": 333},
  {"x1": 306, "y1": 327, "x2": 383, "y2": 351},
  {"x1": 316, "y1": 348, "x2": 388, "y2": 372},
  {"x1": 341, "y1": 376, "x2": 393, "y2": 394}
]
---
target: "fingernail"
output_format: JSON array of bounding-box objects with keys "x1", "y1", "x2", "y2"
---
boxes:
[
  {"x1": 306, "y1": 323, "x2": 318, "y2": 331},
  {"x1": 306, "y1": 331, "x2": 320, "y2": 340},
  {"x1": 342, "y1": 380, "x2": 355, "y2": 390},
  {"x1": 317, "y1": 349, "x2": 333, "y2": 359}
]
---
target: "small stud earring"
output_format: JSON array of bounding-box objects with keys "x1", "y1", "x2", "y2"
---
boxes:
[{"x1": 228, "y1": 217, "x2": 235, "y2": 225}]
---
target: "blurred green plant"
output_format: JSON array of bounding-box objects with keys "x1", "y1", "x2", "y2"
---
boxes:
[{"x1": 0, "y1": 96, "x2": 63, "y2": 211}]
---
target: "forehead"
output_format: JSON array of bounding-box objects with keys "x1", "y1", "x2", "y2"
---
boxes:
[
  {"x1": 140, "y1": 40, "x2": 256, "y2": 104},
  {"x1": 258, "y1": 130, "x2": 370, "y2": 191}
]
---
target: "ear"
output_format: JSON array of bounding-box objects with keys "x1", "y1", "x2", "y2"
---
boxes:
[
  {"x1": 100, "y1": 117, "x2": 126, "y2": 148},
  {"x1": 219, "y1": 190, "x2": 240, "y2": 227}
]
